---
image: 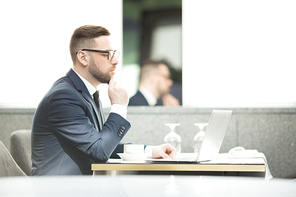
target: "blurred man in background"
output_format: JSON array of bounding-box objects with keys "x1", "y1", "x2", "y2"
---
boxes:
[{"x1": 129, "y1": 59, "x2": 180, "y2": 106}]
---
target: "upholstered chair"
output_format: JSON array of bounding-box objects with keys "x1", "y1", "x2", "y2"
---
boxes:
[
  {"x1": 0, "y1": 140, "x2": 27, "y2": 177},
  {"x1": 10, "y1": 130, "x2": 32, "y2": 176}
]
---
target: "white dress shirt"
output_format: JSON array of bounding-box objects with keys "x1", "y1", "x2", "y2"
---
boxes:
[{"x1": 139, "y1": 86, "x2": 157, "y2": 106}]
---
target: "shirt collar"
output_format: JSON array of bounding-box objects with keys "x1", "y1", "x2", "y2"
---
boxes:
[
  {"x1": 139, "y1": 86, "x2": 157, "y2": 106},
  {"x1": 72, "y1": 68, "x2": 97, "y2": 96}
]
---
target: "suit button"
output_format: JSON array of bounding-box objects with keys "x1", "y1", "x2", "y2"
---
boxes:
[{"x1": 118, "y1": 126, "x2": 126, "y2": 137}]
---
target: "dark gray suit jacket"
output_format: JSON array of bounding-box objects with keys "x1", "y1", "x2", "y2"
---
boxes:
[
  {"x1": 128, "y1": 90, "x2": 163, "y2": 106},
  {"x1": 31, "y1": 69, "x2": 131, "y2": 176}
]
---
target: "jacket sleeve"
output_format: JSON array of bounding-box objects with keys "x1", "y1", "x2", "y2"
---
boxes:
[{"x1": 48, "y1": 89, "x2": 131, "y2": 163}]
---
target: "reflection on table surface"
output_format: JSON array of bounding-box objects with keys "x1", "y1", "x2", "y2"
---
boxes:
[{"x1": 0, "y1": 175, "x2": 295, "y2": 196}]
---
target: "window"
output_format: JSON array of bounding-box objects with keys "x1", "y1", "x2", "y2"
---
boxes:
[{"x1": 183, "y1": 0, "x2": 296, "y2": 107}]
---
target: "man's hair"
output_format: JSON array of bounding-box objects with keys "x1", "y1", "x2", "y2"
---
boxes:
[
  {"x1": 69, "y1": 25, "x2": 110, "y2": 64},
  {"x1": 139, "y1": 59, "x2": 168, "y2": 81}
]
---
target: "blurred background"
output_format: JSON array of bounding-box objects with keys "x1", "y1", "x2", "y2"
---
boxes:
[{"x1": 121, "y1": 0, "x2": 182, "y2": 105}]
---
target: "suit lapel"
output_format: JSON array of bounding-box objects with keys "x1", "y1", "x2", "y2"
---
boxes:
[{"x1": 66, "y1": 69, "x2": 102, "y2": 131}]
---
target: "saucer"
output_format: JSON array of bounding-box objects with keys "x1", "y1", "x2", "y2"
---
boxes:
[{"x1": 117, "y1": 153, "x2": 149, "y2": 161}]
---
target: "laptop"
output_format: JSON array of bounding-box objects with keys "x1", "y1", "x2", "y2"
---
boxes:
[{"x1": 145, "y1": 110, "x2": 232, "y2": 163}]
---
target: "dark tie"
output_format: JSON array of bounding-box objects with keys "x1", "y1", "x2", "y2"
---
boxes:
[{"x1": 93, "y1": 91, "x2": 103, "y2": 130}]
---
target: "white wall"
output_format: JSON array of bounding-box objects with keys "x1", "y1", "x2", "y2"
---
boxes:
[
  {"x1": 183, "y1": 0, "x2": 296, "y2": 107},
  {"x1": 0, "y1": 0, "x2": 122, "y2": 108}
]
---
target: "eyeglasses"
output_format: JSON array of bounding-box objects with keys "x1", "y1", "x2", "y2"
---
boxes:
[
  {"x1": 76, "y1": 49, "x2": 120, "y2": 60},
  {"x1": 158, "y1": 73, "x2": 171, "y2": 80}
]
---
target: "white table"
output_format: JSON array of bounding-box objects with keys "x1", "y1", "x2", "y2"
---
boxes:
[{"x1": 0, "y1": 175, "x2": 295, "y2": 196}]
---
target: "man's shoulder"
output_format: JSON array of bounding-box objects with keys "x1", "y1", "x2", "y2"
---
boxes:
[
  {"x1": 130, "y1": 90, "x2": 142, "y2": 98},
  {"x1": 42, "y1": 76, "x2": 79, "y2": 104},
  {"x1": 49, "y1": 76, "x2": 74, "y2": 93},
  {"x1": 128, "y1": 90, "x2": 148, "y2": 106}
]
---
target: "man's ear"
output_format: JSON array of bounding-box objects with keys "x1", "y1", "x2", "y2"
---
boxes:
[{"x1": 76, "y1": 51, "x2": 88, "y2": 67}]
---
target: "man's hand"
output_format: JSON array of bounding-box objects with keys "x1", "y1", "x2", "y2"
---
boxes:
[
  {"x1": 152, "y1": 143, "x2": 177, "y2": 159},
  {"x1": 162, "y1": 94, "x2": 180, "y2": 106},
  {"x1": 108, "y1": 76, "x2": 129, "y2": 106}
]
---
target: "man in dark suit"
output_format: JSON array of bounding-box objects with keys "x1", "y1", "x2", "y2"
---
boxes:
[
  {"x1": 31, "y1": 25, "x2": 176, "y2": 176},
  {"x1": 129, "y1": 60, "x2": 180, "y2": 106}
]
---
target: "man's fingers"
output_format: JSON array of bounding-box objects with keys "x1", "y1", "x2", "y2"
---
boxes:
[
  {"x1": 107, "y1": 76, "x2": 129, "y2": 106},
  {"x1": 152, "y1": 146, "x2": 168, "y2": 159},
  {"x1": 168, "y1": 149, "x2": 177, "y2": 158},
  {"x1": 161, "y1": 152, "x2": 170, "y2": 159},
  {"x1": 163, "y1": 144, "x2": 177, "y2": 158}
]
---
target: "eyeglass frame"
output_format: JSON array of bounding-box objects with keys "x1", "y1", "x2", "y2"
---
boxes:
[
  {"x1": 158, "y1": 73, "x2": 171, "y2": 80},
  {"x1": 76, "y1": 49, "x2": 120, "y2": 60}
]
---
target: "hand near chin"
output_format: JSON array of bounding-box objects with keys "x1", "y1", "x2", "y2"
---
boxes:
[
  {"x1": 108, "y1": 76, "x2": 129, "y2": 106},
  {"x1": 152, "y1": 143, "x2": 177, "y2": 159},
  {"x1": 162, "y1": 94, "x2": 180, "y2": 106}
]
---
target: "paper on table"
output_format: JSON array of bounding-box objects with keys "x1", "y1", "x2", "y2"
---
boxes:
[{"x1": 211, "y1": 153, "x2": 273, "y2": 180}]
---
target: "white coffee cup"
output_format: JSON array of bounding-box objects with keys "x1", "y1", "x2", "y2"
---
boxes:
[{"x1": 124, "y1": 144, "x2": 144, "y2": 154}]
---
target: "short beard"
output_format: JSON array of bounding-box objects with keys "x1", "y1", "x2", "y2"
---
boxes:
[{"x1": 88, "y1": 58, "x2": 111, "y2": 84}]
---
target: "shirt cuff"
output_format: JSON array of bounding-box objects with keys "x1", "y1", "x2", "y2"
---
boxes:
[
  {"x1": 145, "y1": 145, "x2": 154, "y2": 157},
  {"x1": 110, "y1": 104, "x2": 127, "y2": 119}
]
